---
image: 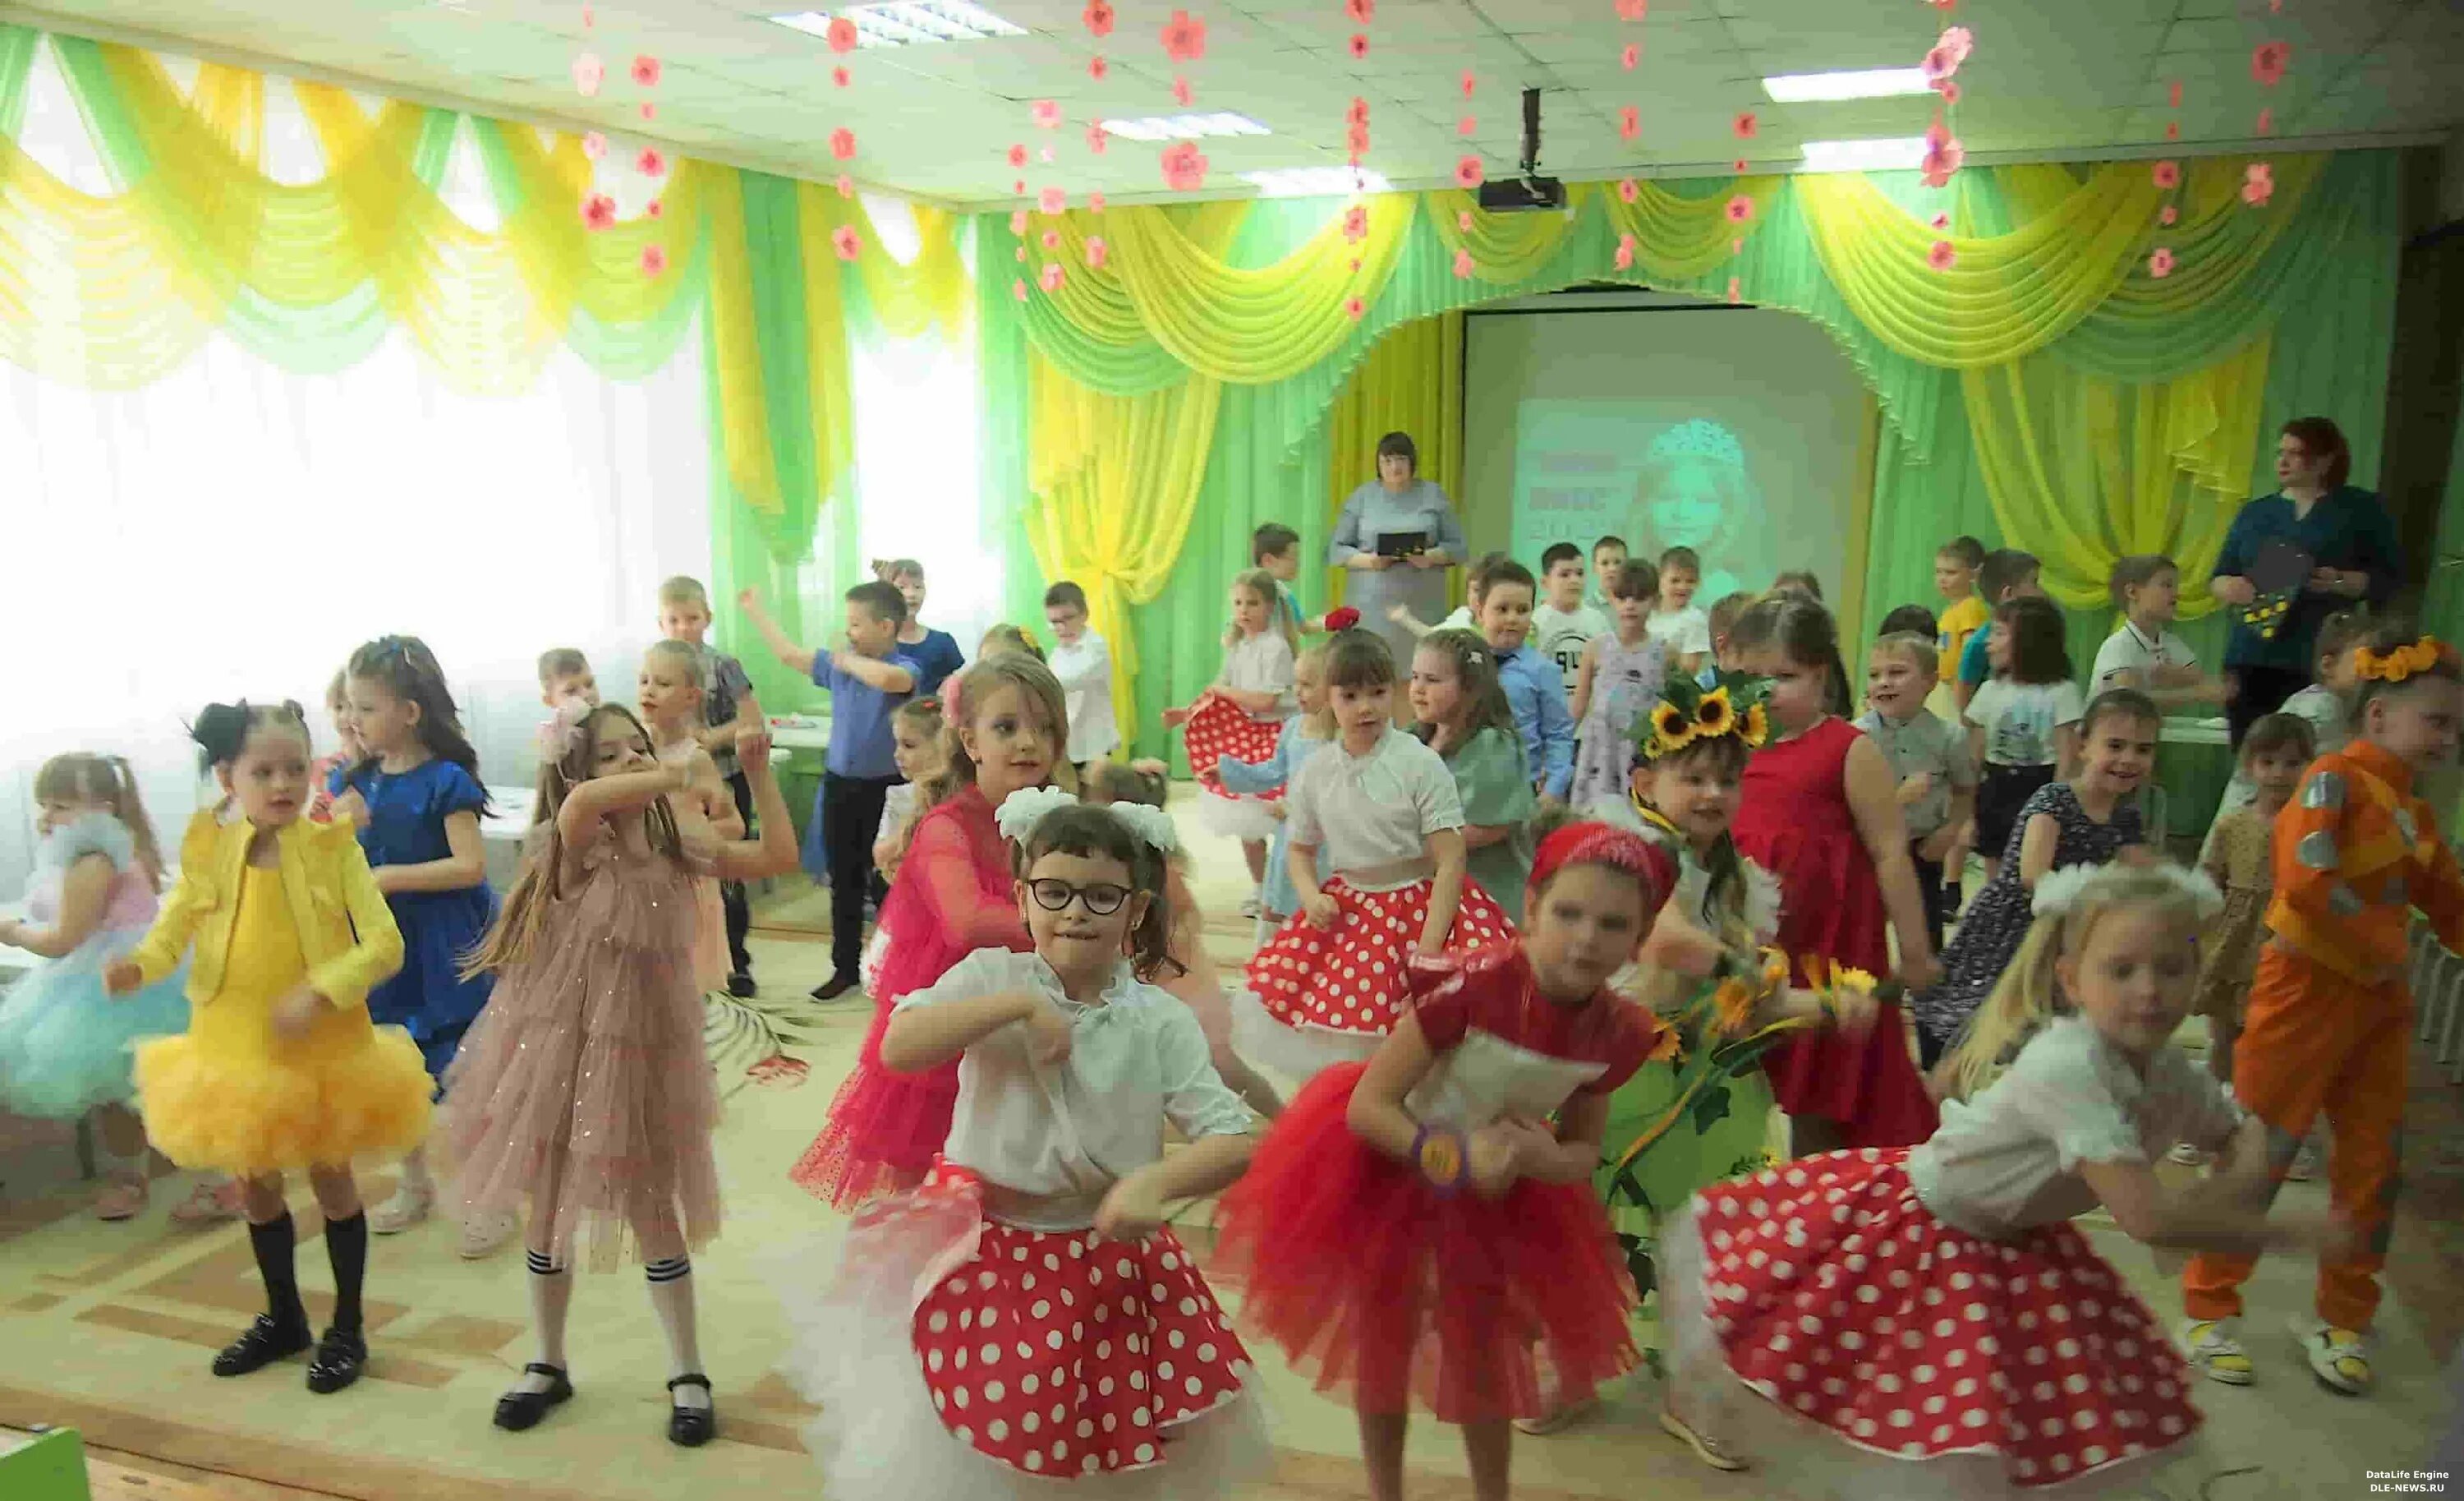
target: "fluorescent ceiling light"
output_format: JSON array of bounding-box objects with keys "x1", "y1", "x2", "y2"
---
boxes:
[
  {"x1": 1100, "y1": 113, "x2": 1272, "y2": 141},
  {"x1": 767, "y1": 2, "x2": 1023, "y2": 48},
  {"x1": 1240, "y1": 167, "x2": 1392, "y2": 197},
  {"x1": 1763, "y1": 68, "x2": 1931, "y2": 103},
  {"x1": 1800, "y1": 136, "x2": 1928, "y2": 172}
]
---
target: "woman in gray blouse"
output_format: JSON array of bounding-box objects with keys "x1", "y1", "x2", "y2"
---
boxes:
[{"x1": 1328, "y1": 431, "x2": 1467, "y2": 673}]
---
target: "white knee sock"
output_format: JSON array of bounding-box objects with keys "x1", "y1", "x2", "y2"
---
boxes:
[
  {"x1": 644, "y1": 1257, "x2": 707, "y2": 1406},
  {"x1": 522, "y1": 1250, "x2": 573, "y2": 1392}
]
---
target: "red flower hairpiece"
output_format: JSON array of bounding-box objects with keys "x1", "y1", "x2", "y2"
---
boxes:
[{"x1": 1325, "y1": 606, "x2": 1362, "y2": 633}]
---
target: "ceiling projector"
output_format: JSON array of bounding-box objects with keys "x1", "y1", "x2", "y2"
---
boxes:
[{"x1": 1475, "y1": 87, "x2": 1565, "y2": 213}]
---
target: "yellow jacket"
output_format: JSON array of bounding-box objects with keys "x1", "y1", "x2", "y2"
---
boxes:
[{"x1": 131, "y1": 810, "x2": 403, "y2": 1011}]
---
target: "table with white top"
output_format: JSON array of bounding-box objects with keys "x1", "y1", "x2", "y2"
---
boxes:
[{"x1": 2159, "y1": 717, "x2": 2230, "y2": 747}]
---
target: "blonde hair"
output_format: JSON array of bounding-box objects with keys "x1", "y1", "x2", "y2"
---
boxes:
[
  {"x1": 882, "y1": 698, "x2": 949, "y2": 866},
  {"x1": 643, "y1": 637, "x2": 706, "y2": 686},
  {"x1": 1224, "y1": 568, "x2": 1299, "y2": 656},
  {"x1": 656, "y1": 575, "x2": 710, "y2": 610},
  {"x1": 921, "y1": 656, "x2": 1069, "y2": 812},
  {"x1": 1872, "y1": 631, "x2": 1939, "y2": 680},
  {"x1": 33, "y1": 753, "x2": 164, "y2": 891},
  {"x1": 1291, "y1": 642, "x2": 1337, "y2": 741},
  {"x1": 463, "y1": 704, "x2": 681, "y2": 978},
  {"x1": 1941, "y1": 864, "x2": 2212, "y2": 1100},
  {"x1": 980, "y1": 624, "x2": 1046, "y2": 664}
]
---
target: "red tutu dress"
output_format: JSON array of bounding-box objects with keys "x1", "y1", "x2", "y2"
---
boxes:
[
  {"x1": 1657, "y1": 1018, "x2": 2238, "y2": 1497},
  {"x1": 1732, "y1": 715, "x2": 1936, "y2": 1147},
  {"x1": 1184, "y1": 633, "x2": 1296, "y2": 843},
  {"x1": 773, "y1": 949, "x2": 1271, "y2": 1501},
  {"x1": 1230, "y1": 727, "x2": 1514, "y2": 1082},
  {"x1": 788, "y1": 784, "x2": 1031, "y2": 1207},
  {"x1": 1214, "y1": 942, "x2": 1658, "y2": 1423}
]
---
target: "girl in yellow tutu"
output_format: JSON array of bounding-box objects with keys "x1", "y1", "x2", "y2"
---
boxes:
[{"x1": 107, "y1": 701, "x2": 432, "y2": 1396}]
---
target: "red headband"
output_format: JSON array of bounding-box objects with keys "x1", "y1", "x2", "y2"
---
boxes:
[{"x1": 1529, "y1": 821, "x2": 1677, "y2": 928}]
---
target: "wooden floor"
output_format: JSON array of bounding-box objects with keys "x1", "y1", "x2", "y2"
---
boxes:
[{"x1": 7, "y1": 1432, "x2": 342, "y2": 1499}]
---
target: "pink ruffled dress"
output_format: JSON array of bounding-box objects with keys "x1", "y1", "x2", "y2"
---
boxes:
[
  {"x1": 788, "y1": 784, "x2": 1032, "y2": 1208},
  {"x1": 440, "y1": 826, "x2": 720, "y2": 1270}
]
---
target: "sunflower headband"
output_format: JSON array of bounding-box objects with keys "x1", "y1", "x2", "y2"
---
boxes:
[
  {"x1": 2354, "y1": 636, "x2": 2458, "y2": 684},
  {"x1": 1632, "y1": 668, "x2": 1774, "y2": 762}
]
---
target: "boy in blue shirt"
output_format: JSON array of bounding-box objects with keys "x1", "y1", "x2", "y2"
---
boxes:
[
  {"x1": 1476, "y1": 559, "x2": 1575, "y2": 804},
  {"x1": 739, "y1": 579, "x2": 919, "y2": 1001}
]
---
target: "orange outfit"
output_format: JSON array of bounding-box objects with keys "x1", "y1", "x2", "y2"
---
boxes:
[{"x1": 2183, "y1": 739, "x2": 2464, "y2": 1333}]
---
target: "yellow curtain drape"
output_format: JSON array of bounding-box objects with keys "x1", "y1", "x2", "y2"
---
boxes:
[
  {"x1": 1024, "y1": 352, "x2": 1224, "y2": 737},
  {"x1": 1323, "y1": 312, "x2": 1464, "y2": 606}
]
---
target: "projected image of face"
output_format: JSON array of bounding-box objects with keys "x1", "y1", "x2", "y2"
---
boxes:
[{"x1": 1630, "y1": 419, "x2": 1761, "y2": 605}]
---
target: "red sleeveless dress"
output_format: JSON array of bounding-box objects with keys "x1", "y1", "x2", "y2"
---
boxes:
[{"x1": 1731, "y1": 716, "x2": 1936, "y2": 1148}]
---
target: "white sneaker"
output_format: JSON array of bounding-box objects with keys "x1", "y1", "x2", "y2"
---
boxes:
[
  {"x1": 2179, "y1": 1316, "x2": 2255, "y2": 1385},
  {"x1": 2287, "y1": 1135, "x2": 2321, "y2": 1182},
  {"x1": 1239, "y1": 892, "x2": 1262, "y2": 919},
  {"x1": 2167, "y1": 1142, "x2": 2208, "y2": 1167},
  {"x1": 2293, "y1": 1317, "x2": 2371, "y2": 1395},
  {"x1": 368, "y1": 1180, "x2": 435, "y2": 1234},
  {"x1": 458, "y1": 1211, "x2": 518, "y2": 1259}
]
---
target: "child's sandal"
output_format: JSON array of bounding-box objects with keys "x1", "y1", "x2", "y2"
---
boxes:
[{"x1": 1658, "y1": 1407, "x2": 1747, "y2": 1471}]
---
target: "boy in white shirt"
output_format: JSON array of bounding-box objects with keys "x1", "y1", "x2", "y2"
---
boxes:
[
  {"x1": 2090, "y1": 554, "x2": 2227, "y2": 707},
  {"x1": 1529, "y1": 541, "x2": 1610, "y2": 695},
  {"x1": 1647, "y1": 545, "x2": 1712, "y2": 677},
  {"x1": 1043, "y1": 580, "x2": 1118, "y2": 776}
]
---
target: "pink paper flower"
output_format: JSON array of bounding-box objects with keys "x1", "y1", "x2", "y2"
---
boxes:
[
  {"x1": 1922, "y1": 44, "x2": 1956, "y2": 82},
  {"x1": 639, "y1": 103, "x2": 655, "y2": 121},
  {"x1": 1087, "y1": 235, "x2": 1109, "y2": 268},
  {"x1": 2152, "y1": 159, "x2": 2180, "y2": 190},
  {"x1": 833, "y1": 128, "x2": 858, "y2": 160},
  {"x1": 2241, "y1": 161, "x2": 2273, "y2": 207},
  {"x1": 1015, "y1": 178, "x2": 1025, "y2": 191},
  {"x1": 1347, "y1": 122, "x2": 1370, "y2": 156},
  {"x1": 1725, "y1": 193, "x2": 1754, "y2": 223},
  {"x1": 1732, "y1": 111, "x2": 1757, "y2": 140},
  {"x1": 1013, "y1": 279, "x2": 1027, "y2": 302},
  {"x1": 1162, "y1": 9, "x2": 1207, "y2": 63},
  {"x1": 1087, "y1": 123, "x2": 1110, "y2": 154},
  {"x1": 2168, "y1": 80, "x2": 2182, "y2": 108},
  {"x1": 582, "y1": 131, "x2": 608, "y2": 160},
  {"x1": 2165, "y1": 122, "x2": 2180, "y2": 140},
  {"x1": 1039, "y1": 145, "x2": 1054, "y2": 163},
  {"x1": 1619, "y1": 105, "x2": 1639, "y2": 140},
  {"x1": 836, "y1": 175, "x2": 853, "y2": 198},
  {"x1": 572, "y1": 52, "x2": 604, "y2": 96},
  {"x1": 1349, "y1": 32, "x2": 1368, "y2": 59},
  {"x1": 582, "y1": 5, "x2": 593, "y2": 27},
  {"x1": 1173, "y1": 76, "x2": 1193, "y2": 106},
  {"x1": 1010, "y1": 209, "x2": 1029, "y2": 233},
  {"x1": 1083, "y1": 0, "x2": 1115, "y2": 38},
  {"x1": 1729, "y1": 236, "x2": 1742, "y2": 255},
  {"x1": 834, "y1": 225, "x2": 862, "y2": 260},
  {"x1": 1008, "y1": 143, "x2": 1028, "y2": 168},
  {"x1": 637, "y1": 147, "x2": 667, "y2": 178},
  {"x1": 1461, "y1": 70, "x2": 1476, "y2": 98},
  {"x1": 2158, "y1": 203, "x2": 2177, "y2": 226},
  {"x1": 833, "y1": 67, "x2": 850, "y2": 87},
  {"x1": 1733, "y1": 157, "x2": 1748, "y2": 172},
  {"x1": 2148, "y1": 246, "x2": 2175, "y2": 279},
  {"x1": 640, "y1": 243, "x2": 667, "y2": 276},
  {"x1": 827, "y1": 15, "x2": 857, "y2": 52},
  {"x1": 1456, "y1": 208, "x2": 1473, "y2": 231},
  {"x1": 1089, "y1": 191, "x2": 1107, "y2": 213},
  {"x1": 1452, "y1": 248, "x2": 1474, "y2": 279},
  {"x1": 1345, "y1": 0, "x2": 1374, "y2": 21},
  {"x1": 580, "y1": 193, "x2": 618, "y2": 231},
  {"x1": 1161, "y1": 140, "x2": 1208, "y2": 191},
  {"x1": 1936, "y1": 25, "x2": 1973, "y2": 67},
  {"x1": 2255, "y1": 106, "x2": 2273, "y2": 135},
  {"x1": 1614, "y1": 233, "x2": 1636, "y2": 271},
  {"x1": 1032, "y1": 99, "x2": 1062, "y2": 129},
  {"x1": 1617, "y1": 177, "x2": 1639, "y2": 204},
  {"x1": 1344, "y1": 295, "x2": 1366, "y2": 321},
  {"x1": 647, "y1": 197, "x2": 665, "y2": 219},
  {"x1": 1621, "y1": 42, "x2": 1639, "y2": 70},
  {"x1": 1932, "y1": 79, "x2": 1961, "y2": 105},
  {"x1": 1088, "y1": 55, "x2": 1108, "y2": 81},
  {"x1": 1041, "y1": 186, "x2": 1068, "y2": 214},
  {"x1": 2250, "y1": 40, "x2": 2290, "y2": 87},
  {"x1": 1015, "y1": 246, "x2": 1027, "y2": 261},
  {"x1": 631, "y1": 54, "x2": 660, "y2": 87},
  {"x1": 1927, "y1": 239, "x2": 1956, "y2": 271},
  {"x1": 1616, "y1": 0, "x2": 1648, "y2": 17},
  {"x1": 1041, "y1": 229, "x2": 1061, "y2": 250},
  {"x1": 1929, "y1": 212, "x2": 1950, "y2": 229},
  {"x1": 1726, "y1": 275, "x2": 1742, "y2": 303},
  {"x1": 1455, "y1": 154, "x2": 1484, "y2": 188},
  {"x1": 1343, "y1": 204, "x2": 1369, "y2": 242},
  {"x1": 1347, "y1": 256, "x2": 1362, "y2": 272},
  {"x1": 1346, "y1": 96, "x2": 1371, "y2": 127},
  {"x1": 1459, "y1": 114, "x2": 1476, "y2": 136},
  {"x1": 1919, "y1": 123, "x2": 1964, "y2": 188}
]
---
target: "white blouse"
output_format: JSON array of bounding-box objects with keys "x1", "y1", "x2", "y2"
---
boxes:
[
  {"x1": 894, "y1": 949, "x2": 1254, "y2": 1231},
  {"x1": 1905, "y1": 1017, "x2": 2244, "y2": 1237},
  {"x1": 1285, "y1": 727, "x2": 1464, "y2": 886},
  {"x1": 1217, "y1": 632, "x2": 1296, "y2": 721},
  {"x1": 1048, "y1": 632, "x2": 1119, "y2": 763}
]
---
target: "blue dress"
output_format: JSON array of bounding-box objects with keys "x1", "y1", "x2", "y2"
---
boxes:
[
  {"x1": 901, "y1": 628, "x2": 968, "y2": 702},
  {"x1": 0, "y1": 814, "x2": 189, "y2": 1117},
  {"x1": 329, "y1": 758, "x2": 499, "y2": 1082},
  {"x1": 1215, "y1": 717, "x2": 1331, "y2": 920}
]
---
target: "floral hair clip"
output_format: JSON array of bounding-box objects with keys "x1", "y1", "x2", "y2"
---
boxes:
[
  {"x1": 2032, "y1": 862, "x2": 2223, "y2": 921},
  {"x1": 536, "y1": 694, "x2": 594, "y2": 760},
  {"x1": 939, "y1": 668, "x2": 969, "y2": 721},
  {"x1": 2354, "y1": 635, "x2": 2457, "y2": 684},
  {"x1": 1632, "y1": 667, "x2": 1774, "y2": 762}
]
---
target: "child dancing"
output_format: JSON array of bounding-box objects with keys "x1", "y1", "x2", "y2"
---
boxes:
[
  {"x1": 112, "y1": 702, "x2": 430, "y2": 1392},
  {"x1": 777, "y1": 795, "x2": 1269, "y2": 1500},
  {"x1": 446, "y1": 705, "x2": 798, "y2": 1444},
  {"x1": 1660, "y1": 862, "x2": 2345, "y2": 1491},
  {"x1": 0, "y1": 753, "x2": 185, "y2": 1219},
  {"x1": 1175, "y1": 569, "x2": 1299, "y2": 917}
]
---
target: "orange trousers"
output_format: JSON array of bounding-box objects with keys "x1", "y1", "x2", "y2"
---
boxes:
[{"x1": 2182, "y1": 946, "x2": 2407, "y2": 1333}]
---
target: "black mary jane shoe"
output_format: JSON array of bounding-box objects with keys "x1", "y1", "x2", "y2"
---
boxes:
[
  {"x1": 493, "y1": 1363, "x2": 575, "y2": 1431},
  {"x1": 666, "y1": 1374, "x2": 717, "y2": 1448},
  {"x1": 306, "y1": 1325, "x2": 368, "y2": 1394},
  {"x1": 212, "y1": 1313, "x2": 311, "y2": 1378}
]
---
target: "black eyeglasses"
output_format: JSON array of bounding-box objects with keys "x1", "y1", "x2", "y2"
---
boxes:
[{"x1": 1027, "y1": 878, "x2": 1132, "y2": 916}]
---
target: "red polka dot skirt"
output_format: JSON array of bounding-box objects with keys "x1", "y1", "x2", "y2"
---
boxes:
[
  {"x1": 1183, "y1": 696, "x2": 1283, "y2": 804},
  {"x1": 1244, "y1": 876, "x2": 1515, "y2": 1037},
  {"x1": 1687, "y1": 1150, "x2": 2203, "y2": 1489},
  {"x1": 913, "y1": 1217, "x2": 1255, "y2": 1480}
]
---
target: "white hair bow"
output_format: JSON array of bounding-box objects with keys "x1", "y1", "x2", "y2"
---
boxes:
[
  {"x1": 995, "y1": 786, "x2": 1079, "y2": 841},
  {"x1": 2031, "y1": 861, "x2": 2223, "y2": 921},
  {"x1": 1106, "y1": 801, "x2": 1180, "y2": 857}
]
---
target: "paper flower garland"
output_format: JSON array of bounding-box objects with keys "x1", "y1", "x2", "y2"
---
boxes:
[
  {"x1": 640, "y1": 244, "x2": 668, "y2": 276},
  {"x1": 2251, "y1": 40, "x2": 2290, "y2": 86},
  {"x1": 2241, "y1": 161, "x2": 2273, "y2": 206},
  {"x1": 1083, "y1": 0, "x2": 1113, "y2": 36},
  {"x1": 1041, "y1": 262, "x2": 1065, "y2": 293},
  {"x1": 1615, "y1": 233, "x2": 1636, "y2": 271},
  {"x1": 1732, "y1": 111, "x2": 1758, "y2": 139},
  {"x1": 1919, "y1": 119, "x2": 1964, "y2": 188},
  {"x1": 832, "y1": 128, "x2": 857, "y2": 160},
  {"x1": 2152, "y1": 159, "x2": 2180, "y2": 189},
  {"x1": 637, "y1": 147, "x2": 666, "y2": 177},
  {"x1": 2148, "y1": 246, "x2": 2175, "y2": 279},
  {"x1": 1455, "y1": 155, "x2": 1484, "y2": 188},
  {"x1": 1040, "y1": 186, "x2": 1068, "y2": 214},
  {"x1": 1032, "y1": 99, "x2": 1061, "y2": 128},
  {"x1": 1161, "y1": 140, "x2": 1208, "y2": 191},
  {"x1": 1725, "y1": 194, "x2": 1754, "y2": 223},
  {"x1": 1006, "y1": 143, "x2": 1028, "y2": 168},
  {"x1": 629, "y1": 54, "x2": 660, "y2": 87},
  {"x1": 1087, "y1": 236, "x2": 1109, "y2": 269},
  {"x1": 1622, "y1": 43, "x2": 1639, "y2": 69},
  {"x1": 1162, "y1": 9, "x2": 1207, "y2": 62},
  {"x1": 832, "y1": 225, "x2": 862, "y2": 261},
  {"x1": 1619, "y1": 106, "x2": 1639, "y2": 140},
  {"x1": 1342, "y1": 204, "x2": 1368, "y2": 242},
  {"x1": 572, "y1": 53, "x2": 604, "y2": 96},
  {"x1": 1617, "y1": 177, "x2": 1639, "y2": 204},
  {"x1": 580, "y1": 193, "x2": 617, "y2": 231},
  {"x1": 1927, "y1": 239, "x2": 1956, "y2": 271},
  {"x1": 1452, "y1": 248, "x2": 1474, "y2": 279},
  {"x1": 1089, "y1": 191, "x2": 1106, "y2": 212},
  {"x1": 582, "y1": 131, "x2": 607, "y2": 160},
  {"x1": 1344, "y1": 295, "x2": 1366, "y2": 321},
  {"x1": 826, "y1": 15, "x2": 857, "y2": 52}
]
